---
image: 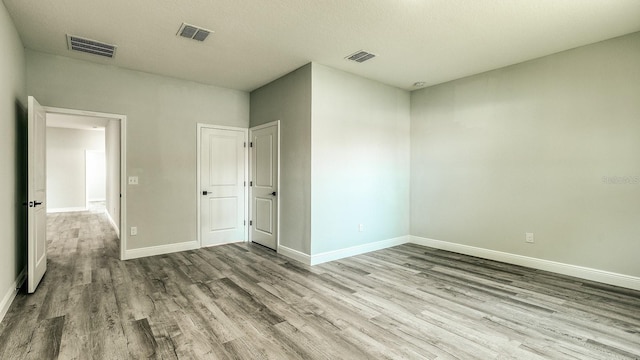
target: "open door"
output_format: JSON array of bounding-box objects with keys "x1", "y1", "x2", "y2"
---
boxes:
[
  {"x1": 27, "y1": 96, "x2": 47, "y2": 293},
  {"x1": 249, "y1": 121, "x2": 279, "y2": 250}
]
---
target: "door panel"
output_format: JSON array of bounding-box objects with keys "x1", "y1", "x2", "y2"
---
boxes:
[
  {"x1": 255, "y1": 198, "x2": 273, "y2": 234},
  {"x1": 28, "y1": 96, "x2": 47, "y2": 293},
  {"x1": 255, "y1": 135, "x2": 273, "y2": 186},
  {"x1": 250, "y1": 122, "x2": 278, "y2": 250},
  {"x1": 200, "y1": 128, "x2": 246, "y2": 247},
  {"x1": 208, "y1": 197, "x2": 237, "y2": 230}
]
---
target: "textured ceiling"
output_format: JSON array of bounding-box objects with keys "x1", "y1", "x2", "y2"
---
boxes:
[{"x1": 4, "y1": 0, "x2": 640, "y2": 92}]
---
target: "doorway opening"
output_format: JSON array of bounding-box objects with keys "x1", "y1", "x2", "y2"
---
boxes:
[{"x1": 44, "y1": 106, "x2": 127, "y2": 260}]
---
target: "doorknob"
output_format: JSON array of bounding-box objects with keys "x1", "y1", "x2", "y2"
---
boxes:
[
  {"x1": 271, "y1": 191, "x2": 277, "y2": 196},
  {"x1": 27, "y1": 201, "x2": 43, "y2": 208},
  {"x1": 202, "y1": 191, "x2": 208, "y2": 195}
]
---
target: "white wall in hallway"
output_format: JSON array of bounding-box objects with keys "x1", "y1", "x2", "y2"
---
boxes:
[
  {"x1": 86, "y1": 150, "x2": 106, "y2": 201},
  {"x1": 46, "y1": 126, "x2": 105, "y2": 211}
]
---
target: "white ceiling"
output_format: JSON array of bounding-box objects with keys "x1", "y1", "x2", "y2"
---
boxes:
[
  {"x1": 47, "y1": 113, "x2": 108, "y2": 130},
  {"x1": 4, "y1": 0, "x2": 640, "y2": 92}
]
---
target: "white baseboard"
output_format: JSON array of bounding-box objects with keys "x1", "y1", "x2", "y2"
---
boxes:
[
  {"x1": 88, "y1": 198, "x2": 106, "y2": 202},
  {"x1": 310, "y1": 236, "x2": 409, "y2": 266},
  {"x1": 278, "y1": 237, "x2": 410, "y2": 266},
  {"x1": 410, "y1": 236, "x2": 640, "y2": 291},
  {"x1": 278, "y1": 245, "x2": 311, "y2": 265},
  {"x1": 124, "y1": 240, "x2": 199, "y2": 260},
  {"x1": 1, "y1": 269, "x2": 25, "y2": 324},
  {"x1": 47, "y1": 207, "x2": 87, "y2": 213},
  {"x1": 105, "y1": 211, "x2": 120, "y2": 238}
]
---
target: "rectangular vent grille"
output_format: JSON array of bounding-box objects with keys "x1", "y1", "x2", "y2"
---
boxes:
[
  {"x1": 66, "y1": 35, "x2": 116, "y2": 58},
  {"x1": 345, "y1": 50, "x2": 376, "y2": 63},
  {"x1": 177, "y1": 23, "x2": 212, "y2": 42}
]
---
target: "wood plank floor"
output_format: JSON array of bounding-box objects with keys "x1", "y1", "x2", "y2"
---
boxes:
[{"x1": 0, "y1": 209, "x2": 639, "y2": 359}]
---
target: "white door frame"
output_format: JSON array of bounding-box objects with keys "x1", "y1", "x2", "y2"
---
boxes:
[
  {"x1": 248, "y1": 120, "x2": 281, "y2": 250},
  {"x1": 196, "y1": 123, "x2": 249, "y2": 248},
  {"x1": 44, "y1": 106, "x2": 127, "y2": 260}
]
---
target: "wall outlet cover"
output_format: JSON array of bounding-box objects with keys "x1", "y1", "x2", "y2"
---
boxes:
[{"x1": 525, "y1": 232, "x2": 534, "y2": 243}]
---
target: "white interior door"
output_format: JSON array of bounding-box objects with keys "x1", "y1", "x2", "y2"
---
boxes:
[
  {"x1": 250, "y1": 121, "x2": 279, "y2": 250},
  {"x1": 27, "y1": 96, "x2": 47, "y2": 293},
  {"x1": 200, "y1": 127, "x2": 246, "y2": 247}
]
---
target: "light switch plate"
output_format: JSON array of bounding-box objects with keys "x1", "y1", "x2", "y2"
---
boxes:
[{"x1": 128, "y1": 176, "x2": 138, "y2": 185}]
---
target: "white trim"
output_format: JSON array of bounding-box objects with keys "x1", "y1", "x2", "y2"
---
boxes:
[
  {"x1": 311, "y1": 236, "x2": 409, "y2": 265},
  {"x1": 124, "y1": 240, "x2": 199, "y2": 260},
  {"x1": 105, "y1": 210, "x2": 120, "y2": 238},
  {"x1": 410, "y1": 236, "x2": 640, "y2": 291},
  {"x1": 120, "y1": 116, "x2": 127, "y2": 261},
  {"x1": 196, "y1": 123, "x2": 249, "y2": 249},
  {"x1": 47, "y1": 207, "x2": 87, "y2": 213},
  {"x1": 87, "y1": 198, "x2": 106, "y2": 202},
  {"x1": 44, "y1": 106, "x2": 127, "y2": 261},
  {"x1": 278, "y1": 245, "x2": 311, "y2": 265},
  {"x1": 0, "y1": 269, "x2": 25, "y2": 324}
]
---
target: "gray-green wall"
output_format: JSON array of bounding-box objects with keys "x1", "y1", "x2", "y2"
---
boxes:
[
  {"x1": 250, "y1": 63, "x2": 410, "y2": 256},
  {"x1": 410, "y1": 32, "x2": 640, "y2": 277},
  {"x1": 27, "y1": 50, "x2": 249, "y2": 250},
  {"x1": 250, "y1": 64, "x2": 312, "y2": 254},
  {"x1": 311, "y1": 64, "x2": 410, "y2": 254},
  {"x1": 0, "y1": 1, "x2": 26, "y2": 313}
]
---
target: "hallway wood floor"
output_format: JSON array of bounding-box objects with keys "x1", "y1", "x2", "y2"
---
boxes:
[{"x1": 0, "y1": 210, "x2": 639, "y2": 359}]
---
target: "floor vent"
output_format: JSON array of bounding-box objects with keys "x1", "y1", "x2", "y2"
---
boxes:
[
  {"x1": 66, "y1": 35, "x2": 116, "y2": 58},
  {"x1": 345, "y1": 50, "x2": 376, "y2": 63},
  {"x1": 177, "y1": 23, "x2": 212, "y2": 42}
]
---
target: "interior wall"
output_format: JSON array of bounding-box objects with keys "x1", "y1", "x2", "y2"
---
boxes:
[
  {"x1": 0, "y1": 1, "x2": 26, "y2": 317},
  {"x1": 105, "y1": 119, "x2": 120, "y2": 233},
  {"x1": 410, "y1": 32, "x2": 640, "y2": 277},
  {"x1": 250, "y1": 64, "x2": 312, "y2": 254},
  {"x1": 85, "y1": 150, "x2": 106, "y2": 201},
  {"x1": 311, "y1": 64, "x2": 410, "y2": 255},
  {"x1": 46, "y1": 126, "x2": 105, "y2": 210},
  {"x1": 27, "y1": 50, "x2": 250, "y2": 250}
]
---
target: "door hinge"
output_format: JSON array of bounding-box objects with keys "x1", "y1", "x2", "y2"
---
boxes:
[
  {"x1": 244, "y1": 181, "x2": 246, "y2": 187},
  {"x1": 244, "y1": 142, "x2": 247, "y2": 148},
  {"x1": 244, "y1": 220, "x2": 246, "y2": 226},
  {"x1": 249, "y1": 220, "x2": 253, "y2": 226},
  {"x1": 250, "y1": 181, "x2": 253, "y2": 186},
  {"x1": 250, "y1": 142, "x2": 253, "y2": 148}
]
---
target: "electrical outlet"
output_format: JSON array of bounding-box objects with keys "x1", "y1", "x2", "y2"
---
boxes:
[
  {"x1": 130, "y1": 226, "x2": 138, "y2": 236},
  {"x1": 358, "y1": 224, "x2": 364, "y2": 232},
  {"x1": 128, "y1": 176, "x2": 138, "y2": 185},
  {"x1": 525, "y1": 232, "x2": 534, "y2": 243}
]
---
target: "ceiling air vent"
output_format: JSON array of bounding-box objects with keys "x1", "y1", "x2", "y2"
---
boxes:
[
  {"x1": 345, "y1": 50, "x2": 376, "y2": 63},
  {"x1": 66, "y1": 35, "x2": 116, "y2": 58},
  {"x1": 177, "y1": 23, "x2": 212, "y2": 42}
]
